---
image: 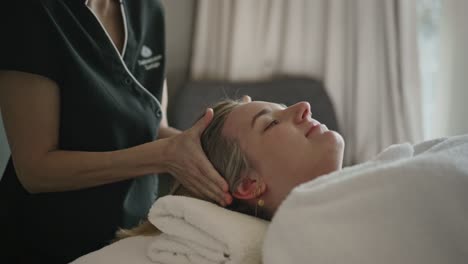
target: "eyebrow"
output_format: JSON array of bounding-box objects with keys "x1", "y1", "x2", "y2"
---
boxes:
[{"x1": 251, "y1": 108, "x2": 271, "y2": 129}]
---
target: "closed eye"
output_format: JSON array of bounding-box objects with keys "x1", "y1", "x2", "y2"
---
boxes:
[{"x1": 264, "y1": 120, "x2": 279, "y2": 131}]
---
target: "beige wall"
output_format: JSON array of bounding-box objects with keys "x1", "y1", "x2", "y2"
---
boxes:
[{"x1": 161, "y1": 0, "x2": 197, "y2": 103}]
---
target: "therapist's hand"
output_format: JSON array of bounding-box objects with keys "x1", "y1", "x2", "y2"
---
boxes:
[{"x1": 164, "y1": 108, "x2": 232, "y2": 206}]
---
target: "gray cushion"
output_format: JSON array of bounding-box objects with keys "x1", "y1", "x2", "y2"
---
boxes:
[{"x1": 168, "y1": 77, "x2": 339, "y2": 133}]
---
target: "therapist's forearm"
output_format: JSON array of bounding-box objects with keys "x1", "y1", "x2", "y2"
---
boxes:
[{"x1": 22, "y1": 138, "x2": 172, "y2": 194}]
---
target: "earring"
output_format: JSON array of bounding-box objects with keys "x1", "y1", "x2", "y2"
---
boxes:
[
  {"x1": 254, "y1": 185, "x2": 264, "y2": 217},
  {"x1": 257, "y1": 199, "x2": 264, "y2": 207}
]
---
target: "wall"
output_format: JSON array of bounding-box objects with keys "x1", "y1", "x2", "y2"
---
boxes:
[{"x1": 160, "y1": 0, "x2": 197, "y2": 108}]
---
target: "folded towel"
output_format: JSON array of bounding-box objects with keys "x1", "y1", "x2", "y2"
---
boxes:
[
  {"x1": 147, "y1": 196, "x2": 268, "y2": 264},
  {"x1": 263, "y1": 135, "x2": 468, "y2": 264},
  {"x1": 70, "y1": 236, "x2": 155, "y2": 264}
]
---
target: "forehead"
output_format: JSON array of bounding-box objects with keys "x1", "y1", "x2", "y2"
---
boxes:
[{"x1": 222, "y1": 101, "x2": 283, "y2": 138}]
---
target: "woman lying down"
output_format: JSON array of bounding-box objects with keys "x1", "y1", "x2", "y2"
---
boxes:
[{"x1": 73, "y1": 99, "x2": 468, "y2": 264}]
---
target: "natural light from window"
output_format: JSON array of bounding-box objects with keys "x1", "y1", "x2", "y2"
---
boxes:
[{"x1": 417, "y1": 0, "x2": 441, "y2": 140}]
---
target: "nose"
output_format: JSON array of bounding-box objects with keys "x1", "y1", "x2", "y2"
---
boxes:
[{"x1": 288, "y1": 101, "x2": 311, "y2": 123}]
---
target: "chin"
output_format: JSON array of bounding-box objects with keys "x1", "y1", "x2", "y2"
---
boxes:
[
  {"x1": 321, "y1": 130, "x2": 345, "y2": 169},
  {"x1": 324, "y1": 130, "x2": 345, "y2": 149}
]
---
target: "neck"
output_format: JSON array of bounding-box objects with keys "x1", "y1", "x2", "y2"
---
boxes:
[
  {"x1": 265, "y1": 163, "x2": 343, "y2": 219},
  {"x1": 260, "y1": 189, "x2": 284, "y2": 220}
]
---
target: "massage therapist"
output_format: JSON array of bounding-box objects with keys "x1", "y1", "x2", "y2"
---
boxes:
[{"x1": 0, "y1": 1, "x2": 231, "y2": 263}]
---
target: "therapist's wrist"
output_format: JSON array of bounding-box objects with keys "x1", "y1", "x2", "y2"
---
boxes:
[{"x1": 145, "y1": 137, "x2": 171, "y2": 174}]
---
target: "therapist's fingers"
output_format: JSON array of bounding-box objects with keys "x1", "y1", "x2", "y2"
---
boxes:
[
  {"x1": 196, "y1": 161, "x2": 232, "y2": 205},
  {"x1": 189, "y1": 141, "x2": 231, "y2": 203},
  {"x1": 241, "y1": 95, "x2": 252, "y2": 103},
  {"x1": 166, "y1": 109, "x2": 231, "y2": 205},
  {"x1": 189, "y1": 109, "x2": 229, "y2": 192},
  {"x1": 190, "y1": 108, "x2": 214, "y2": 137},
  {"x1": 168, "y1": 154, "x2": 228, "y2": 205},
  {"x1": 188, "y1": 165, "x2": 230, "y2": 206}
]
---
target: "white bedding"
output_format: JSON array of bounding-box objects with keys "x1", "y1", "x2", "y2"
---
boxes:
[
  {"x1": 263, "y1": 135, "x2": 468, "y2": 264},
  {"x1": 70, "y1": 236, "x2": 154, "y2": 264},
  {"x1": 71, "y1": 135, "x2": 468, "y2": 264}
]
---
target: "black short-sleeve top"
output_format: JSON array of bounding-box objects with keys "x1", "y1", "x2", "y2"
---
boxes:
[{"x1": 0, "y1": 0, "x2": 166, "y2": 261}]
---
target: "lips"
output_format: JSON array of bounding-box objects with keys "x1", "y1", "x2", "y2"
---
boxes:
[{"x1": 305, "y1": 123, "x2": 321, "y2": 137}]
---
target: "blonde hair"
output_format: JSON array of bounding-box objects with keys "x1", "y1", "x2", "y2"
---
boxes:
[
  {"x1": 115, "y1": 99, "x2": 252, "y2": 241},
  {"x1": 200, "y1": 99, "x2": 249, "y2": 194}
]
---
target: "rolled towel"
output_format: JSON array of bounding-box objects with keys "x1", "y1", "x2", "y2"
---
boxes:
[{"x1": 147, "y1": 196, "x2": 268, "y2": 264}]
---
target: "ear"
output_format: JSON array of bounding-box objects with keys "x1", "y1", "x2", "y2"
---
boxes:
[{"x1": 232, "y1": 173, "x2": 266, "y2": 201}]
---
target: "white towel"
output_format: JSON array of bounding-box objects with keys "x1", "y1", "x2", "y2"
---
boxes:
[
  {"x1": 147, "y1": 196, "x2": 268, "y2": 264},
  {"x1": 263, "y1": 135, "x2": 468, "y2": 264},
  {"x1": 70, "y1": 236, "x2": 155, "y2": 264}
]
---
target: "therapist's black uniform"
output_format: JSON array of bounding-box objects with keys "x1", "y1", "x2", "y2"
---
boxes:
[{"x1": 0, "y1": 0, "x2": 166, "y2": 262}]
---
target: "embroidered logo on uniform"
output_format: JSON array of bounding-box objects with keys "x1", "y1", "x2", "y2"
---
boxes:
[
  {"x1": 138, "y1": 45, "x2": 162, "y2": 70},
  {"x1": 141, "y1": 45, "x2": 153, "y2": 58}
]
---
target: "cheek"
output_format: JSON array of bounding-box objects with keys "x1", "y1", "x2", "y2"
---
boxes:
[
  {"x1": 255, "y1": 130, "x2": 302, "y2": 168},
  {"x1": 260, "y1": 129, "x2": 295, "y2": 152}
]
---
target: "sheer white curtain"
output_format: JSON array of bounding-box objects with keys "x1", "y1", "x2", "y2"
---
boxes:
[
  {"x1": 431, "y1": 0, "x2": 468, "y2": 138},
  {"x1": 191, "y1": 0, "x2": 423, "y2": 165}
]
